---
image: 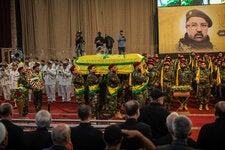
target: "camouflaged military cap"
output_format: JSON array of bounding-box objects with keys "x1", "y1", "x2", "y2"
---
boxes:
[{"x1": 186, "y1": 9, "x2": 212, "y2": 27}]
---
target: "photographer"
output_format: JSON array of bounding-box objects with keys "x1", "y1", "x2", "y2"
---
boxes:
[{"x1": 75, "y1": 31, "x2": 85, "y2": 57}]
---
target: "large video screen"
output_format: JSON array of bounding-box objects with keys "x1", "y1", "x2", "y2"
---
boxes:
[
  {"x1": 158, "y1": 0, "x2": 224, "y2": 7},
  {"x1": 158, "y1": 4, "x2": 225, "y2": 54}
]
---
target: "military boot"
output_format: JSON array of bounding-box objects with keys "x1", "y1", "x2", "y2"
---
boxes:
[
  {"x1": 184, "y1": 104, "x2": 188, "y2": 111},
  {"x1": 199, "y1": 104, "x2": 203, "y2": 111},
  {"x1": 205, "y1": 104, "x2": 209, "y2": 111}
]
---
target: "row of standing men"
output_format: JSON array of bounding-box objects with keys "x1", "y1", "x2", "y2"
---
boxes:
[{"x1": 1, "y1": 52, "x2": 225, "y2": 118}]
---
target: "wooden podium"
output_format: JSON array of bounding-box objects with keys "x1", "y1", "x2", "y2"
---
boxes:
[{"x1": 172, "y1": 85, "x2": 191, "y2": 111}]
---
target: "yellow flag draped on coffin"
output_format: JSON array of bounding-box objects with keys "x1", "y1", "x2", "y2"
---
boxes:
[{"x1": 74, "y1": 54, "x2": 145, "y2": 75}]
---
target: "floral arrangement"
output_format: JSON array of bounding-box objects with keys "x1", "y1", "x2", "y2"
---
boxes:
[
  {"x1": 171, "y1": 85, "x2": 192, "y2": 92},
  {"x1": 10, "y1": 87, "x2": 27, "y2": 101},
  {"x1": 26, "y1": 70, "x2": 44, "y2": 90}
]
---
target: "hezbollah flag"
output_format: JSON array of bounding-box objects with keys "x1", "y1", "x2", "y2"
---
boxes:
[{"x1": 74, "y1": 54, "x2": 146, "y2": 75}]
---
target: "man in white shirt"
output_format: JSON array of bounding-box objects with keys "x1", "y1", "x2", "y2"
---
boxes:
[
  {"x1": 43, "y1": 61, "x2": 57, "y2": 102},
  {"x1": 59, "y1": 61, "x2": 72, "y2": 102}
]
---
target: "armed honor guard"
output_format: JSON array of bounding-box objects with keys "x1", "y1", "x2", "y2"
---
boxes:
[
  {"x1": 196, "y1": 60, "x2": 213, "y2": 111},
  {"x1": 105, "y1": 64, "x2": 122, "y2": 118},
  {"x1": 146, "y1": 60, "x2": 160, "y2": 103},
  {"x1": 70, "y1": 65, "x2": 86, "y2": 105},
  {"x1": 160, "y1": 60, "x2": 175, "y2": 110},
  {"x1": 131, "y1": 62, "x2": 149, "y2": 106},
  {"x1": 43, "y1": 61, "x2": 57, "y2": 102},
  {"x1": 86, "y1": 64, "x2": 103, "y2": 118},
  {"x1": 217, "y1": 60, "x2": 225, "y2": 100},
  {"x1": 176, "y1": 59, "x2": 193, "y2": 110}
]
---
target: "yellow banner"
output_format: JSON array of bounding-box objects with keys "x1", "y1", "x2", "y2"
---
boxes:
[{"x1": 74, "y1": 54, "x2": 145, "y2": 75}]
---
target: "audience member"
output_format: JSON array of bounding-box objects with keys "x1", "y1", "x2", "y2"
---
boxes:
[
  {"x1": 104, "y1": 125, "x2": 123, "y2": 150},
  {"x1": 138, "y1": 88, "x2": 170, "y2": 139},
  {"x1": 157, "y1": 115, "x2": 195, "y2": 150},
  {"x1": 70, "y1": 104, "x2": 105, "y2": 150},
  {"x1": 22, "y1": 110, "x2": 53, "y2": 150},
  {"x1": 154, "y1": 112, "x2": 197, "y2": 148},
  {"x1": 0, "y1": 122, "x2": 8, "y2": 150},
  {"x1": 197, "y1": 101, "x2": 225, "y2": 150},
  {"x1": 118, "y1": 100, "x2": 153, "y2": 150},
  {"x1": 104, "y1": 125, "x2": 156, "y2": 150},
  {"x1": 44, "y1": 124, "x2": 72, "y2": 150},
  {"x1": 0, "y1": 103, "x2": 23, "y2": 150}
]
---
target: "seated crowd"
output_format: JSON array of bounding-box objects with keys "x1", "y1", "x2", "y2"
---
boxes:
[{"x1": 1, "y1": 88, "x2": 225, "y2": 150}]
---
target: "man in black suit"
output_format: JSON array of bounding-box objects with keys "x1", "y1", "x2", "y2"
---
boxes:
[
  {"x1": 138, "y1": 88, "x2": 170, "y2": 139},
  {"x1": 0, "y1": 122, "x2": 7, "y2": 149},
  {"x1": 22, "y1": 110, "x2": 53, "y2": 150},
  {"x1": 118, "y1": 100, "x2": 153, "y2": 150},
  {"x1": 197, "y1": 101, "x2": 225, "y2": 150},
  {"x1": 157, "y1": 115, "x2": 195, "y2": 150},
  {"x1": 154, "y1": 112, "x2": 197, "y2": 148},
  {"x1": 0, "y1": 103, "x2": 23, "y2": 150},
  {"x1": 70, "y1": 104, "x2": 105, "y2": 150}
]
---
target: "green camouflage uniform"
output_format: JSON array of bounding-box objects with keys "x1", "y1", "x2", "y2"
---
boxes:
[
  {"x1": 31, "y1": 72, "x2": 44, "y2": 112},
  {"x1": 219, "y1": 66, "x2": 225, "y2": 99},
  {"x1": 154, "y1": 60, "x2": 163, "y2": 71},
  {"x1": 72, "y1": 73, "x2": 85, "y2": 105},
  {"x1": 105, "y1": 71, "x2": 121, "y2": 118},
  {"x1": 197, "y1": 68, "x2": 212, "y2": 105},
  {"x1": 162, "y1": 67, "x2": 175, "y2": 106},
  {"x1": 177, "y1": 66, "x2": 193, "y2": 105},
  {"x1": 132, "y1": 69, "x2": 149, "y2": 106},
  {"x1": 86, "y1": 72, "x2": 102, "y2": 118},
  {"x1": 17, "y1": 72, "x2": 31, "y2": 116},
  {"x1": 147, "y1": 68, "x2": 160, "y2": 101},
  {"x1": 178, "y1": 67, "x2": 193, "y2": 86}
]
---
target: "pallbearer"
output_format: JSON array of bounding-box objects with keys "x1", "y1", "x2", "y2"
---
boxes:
[
  {"x1": 86, "y1": 64, "x2": 103, "y2": 118},
  {"x1": 105, "y1": 64, "x2": 122, "y2": 118},
  {"x1": 132, "y1": 62, "x2": 149, "y2": 106},
  {"x1": 70, "y1": 65, "x2": 86, "y2": 105}
]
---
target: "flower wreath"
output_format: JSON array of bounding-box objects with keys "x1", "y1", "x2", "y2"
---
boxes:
[
  {"x1": 171, "y1": 85, "x2": 192, "y2": 92},
  {"x1": 10, "y1": 87, "x2": 27, "y2": 101},
  {"x1": 26, "y1": 70, "x2": 44, "y2": 90}
]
